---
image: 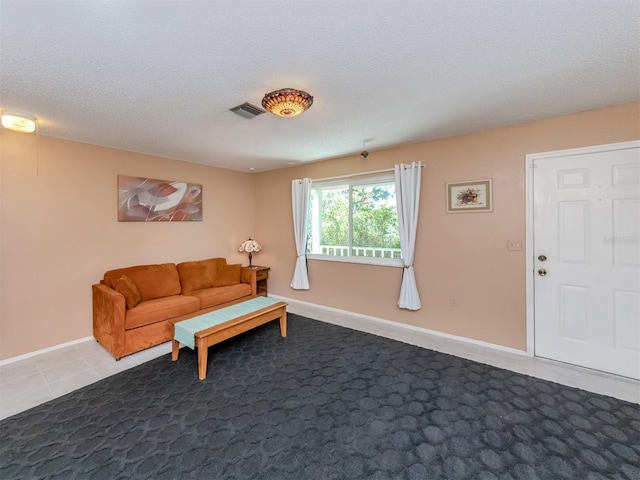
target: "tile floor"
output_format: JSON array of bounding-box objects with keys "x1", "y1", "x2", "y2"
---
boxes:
[
  {"x1": 0, "y1": 340, "x2": 171, "y2": 420},
  {"x1": 1, "y1": 319, "x2": 639, "y2": 421}
]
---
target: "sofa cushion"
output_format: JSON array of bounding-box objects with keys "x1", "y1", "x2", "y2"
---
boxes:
[
  {"x1": 187, "y1": 284, "x2": 252, "y2": 309},
  {"x1": 104, "y1": 263, "x2": 181, "y2": 301},
  {"x1": 207, "y1": 257, "x2": 228, "y2": 267},
  {"x1": 213, "y1": 263, "x2": 242, "y2": 287},
  {"x1": 125, "y1": 295, "x2": 200, "y2": 330},
  {"x1": 177, "y1": 260, "x2": 217, "y2": 294},
  {"x1": 111, "y1": 275, "x2": 142, "y2": 309}
]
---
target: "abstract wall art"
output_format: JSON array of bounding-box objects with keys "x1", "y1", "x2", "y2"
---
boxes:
[{"x1": 118, "y1": 175, "x2": 202, "y2": 222}]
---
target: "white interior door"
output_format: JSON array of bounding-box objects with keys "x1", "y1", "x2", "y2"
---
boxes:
[{"x1": 533, "y1": 144, "x2": 640, "y2": 379}]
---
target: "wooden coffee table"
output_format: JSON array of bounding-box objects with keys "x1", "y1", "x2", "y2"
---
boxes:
[{"x1": 172, "y1": 296, "x2": 287, "y2": 380}]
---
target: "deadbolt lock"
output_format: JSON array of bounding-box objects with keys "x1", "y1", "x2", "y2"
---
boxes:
[
  {"x1": 538, "y1": 269, "x2": 547, "y2": 276},
  {"x1": 538, "y1": 255, "x2": 547, "y2": 262}
]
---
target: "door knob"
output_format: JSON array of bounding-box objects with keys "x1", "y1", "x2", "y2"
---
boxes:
[
  {"x1": 538, "y1": 269, "x2": 547, "y2": 276},
  {"x1": 538, "y1": 255, "x2": 547, "y2": 262}
]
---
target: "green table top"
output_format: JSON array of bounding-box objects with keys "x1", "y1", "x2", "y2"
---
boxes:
[{"x1": 174, "y1": 296, "x2": 283, "y2": 349}]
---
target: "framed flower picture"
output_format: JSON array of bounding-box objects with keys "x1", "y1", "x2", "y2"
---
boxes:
[{"x1": 446, "y1": 179, "x2": 492, "y2": 213}]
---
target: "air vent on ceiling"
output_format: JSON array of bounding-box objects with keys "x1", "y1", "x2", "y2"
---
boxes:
[{"x1": 230, "y1": 102, "x2": 266, "y2": 119}]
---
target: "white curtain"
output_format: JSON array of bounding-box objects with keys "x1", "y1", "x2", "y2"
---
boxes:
[
  {"x1": 395, "y1": 162, "x2": 422, "y2": 310},
  {"x1": 290, "y1": 178, "x2": 312, "y2": 289}
]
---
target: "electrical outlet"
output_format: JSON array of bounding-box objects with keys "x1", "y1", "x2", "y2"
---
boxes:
[
  {"x1": 450, "y1": 297, "x2": 459, "y2": 308},
  {"x1": 507, "y1": 239, "x2": 523, "y2": 251}
]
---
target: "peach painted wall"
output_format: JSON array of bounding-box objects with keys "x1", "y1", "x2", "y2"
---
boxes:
[
  {"x1": 1, "y1": 102, "x2": 637, "y2": 360},
  {"x1": 0, "y1": 134, "x2": 257, "y2": 360},
  {"x1": 255, "y1": 102, "x2": 640, "y2": 351}
]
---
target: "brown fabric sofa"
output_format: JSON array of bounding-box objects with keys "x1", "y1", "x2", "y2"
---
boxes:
[{"x1": 93, "y1": 258, "x2": 257, "y2": 359}]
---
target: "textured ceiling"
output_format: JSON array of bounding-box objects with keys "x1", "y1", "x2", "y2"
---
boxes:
[{"x1": 1, "y1": 1, "x2": 639, "y2": 172}]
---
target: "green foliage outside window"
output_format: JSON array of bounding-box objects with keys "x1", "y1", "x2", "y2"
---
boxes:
[
  {"x1": 317, "y1": 187, "x2": 349, "y2": 246},
  {"x1": 307, "y1": 180, "x2": 400, "y2": 257}
]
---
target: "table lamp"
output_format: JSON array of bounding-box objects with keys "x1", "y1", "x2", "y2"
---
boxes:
[{"x1": 239, "y1": 238, "x2": 261, "y2": 267}]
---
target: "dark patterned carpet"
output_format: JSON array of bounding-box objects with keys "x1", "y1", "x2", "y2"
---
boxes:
[{"x1": 1, "y1": 314, "x2": 639, "y2": 479}]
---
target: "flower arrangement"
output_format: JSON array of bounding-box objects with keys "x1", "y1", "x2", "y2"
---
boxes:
[{"x1": 456, "y1": 187, "x2": 481, "y2": 206}]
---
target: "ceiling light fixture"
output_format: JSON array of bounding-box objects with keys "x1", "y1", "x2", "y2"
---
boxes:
[
  {"x1": 1, "y1": 111, "x2": 37, "y2": 133},
  {"x1": 261, "y1": 88, "x2": 313, "y2": 117}
]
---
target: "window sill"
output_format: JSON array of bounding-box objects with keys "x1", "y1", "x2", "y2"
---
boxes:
[{"x1": 306, "y1": 254, "x2": 403, "y2": 268}]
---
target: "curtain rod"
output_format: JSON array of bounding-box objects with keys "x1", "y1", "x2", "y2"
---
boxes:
[{"x1": 311, "y1": 164, "x2": 424, "y2": 183}]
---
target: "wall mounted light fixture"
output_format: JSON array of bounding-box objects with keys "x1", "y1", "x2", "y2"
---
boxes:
[{"x1": 1, "y1": 112, "x2": 37, "y2": 133}]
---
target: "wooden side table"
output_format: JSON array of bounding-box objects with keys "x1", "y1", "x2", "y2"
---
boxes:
[{"x1": 253, "y1": 266, "x2": 270, "y2": 296}]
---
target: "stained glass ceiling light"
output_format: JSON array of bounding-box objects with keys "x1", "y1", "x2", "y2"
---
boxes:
[{"x1": 261, "y1": 88, "x2": 313, "y2": 117}]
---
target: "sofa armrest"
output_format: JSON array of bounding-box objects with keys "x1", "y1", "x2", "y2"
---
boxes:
[
  {"x1": 240, "y1": 267, "x2": 257, "y2": 296},
  {"x1": 92, "y1": 283, "x2": 126, "y2": 359}
]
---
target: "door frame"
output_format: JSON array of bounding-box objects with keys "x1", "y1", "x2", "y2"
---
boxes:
[{"x1": 524, "y1": 140, "x2": 640, "y2": 357}]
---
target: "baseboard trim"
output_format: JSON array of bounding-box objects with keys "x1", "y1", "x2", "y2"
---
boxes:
[
  {"x1": 270, "y1": 294, "x2": 526, "y2": 358},
  {"x1": 1, "y1": 298, "x2": 525, "y2": 368},
  {"x1": 0, "y1": 336, "x2": 95, "y2": 367}
]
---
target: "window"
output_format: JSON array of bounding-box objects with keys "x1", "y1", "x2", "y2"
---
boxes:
[{"x1": 307, "y1": 174, "x2": 402, "y2": 266}]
